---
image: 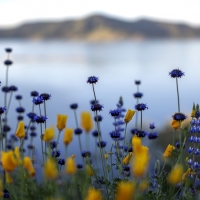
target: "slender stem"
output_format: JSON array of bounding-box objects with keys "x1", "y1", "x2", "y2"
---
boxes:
[
  {"x1": 39, "y1": 104, "x2": 42, "y2": 116},
  {"x1": 65, "y1": 145, "x2": 68, "y2": 158},
  {"x1": 123, "y1": 123, "x2": 128, "y2": 158},
  {"x1": 40, "y1": 123, "x2": 44, "y2": 163},
  {"x1": 95, "y1": 137, "x2": 99, "y2": 169},
  {"x1": 78, "y1": 135, "x2": 83, "y2": 153},
  {"x1": 44, "y1": 101, "x2": 47, "y2": 130},
  {"x1": 176, "y1": 77, "x2": 180, "y2": 113},
  {"x1": 74, "y1": 110, "x2": 78, "y2": 128},
  {"x1": 140, "y1": 111, "x2": 143, "y2": 131},
  {"x1": 7, "y1": 91, "x2": 13, "y2": 113},
  {"x1": 135, "y1": 98, "x2": 139, "y2": 129},
  {"x1": 92, "y1": 84, "x2": 97, "y2": 103},
  {"x1": 0, "y1": 116, "x2": 3, "y2": 151},
  {"x1": 110, "y1": 144, "x2": 114, "y2": 181}
]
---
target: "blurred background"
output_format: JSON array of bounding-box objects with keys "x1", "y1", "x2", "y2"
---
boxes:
[{"x1": 0, "y1": 0, "x2": 199, "y2": 165}]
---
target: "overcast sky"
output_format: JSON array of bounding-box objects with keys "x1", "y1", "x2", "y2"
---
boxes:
[{"x1": 1, "y1": 0, "x2": 200, "y2": 28}]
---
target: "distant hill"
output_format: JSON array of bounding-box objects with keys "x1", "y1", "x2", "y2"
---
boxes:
[{"x1": 1, "y1": 14, "x2": 200, "y2": 41}]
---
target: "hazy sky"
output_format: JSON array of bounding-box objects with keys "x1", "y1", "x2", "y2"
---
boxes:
[{"x1": 1, "y1": 0, "x2": 200, "y2": 28}]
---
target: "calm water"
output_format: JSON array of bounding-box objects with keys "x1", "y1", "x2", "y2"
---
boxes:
[{"x1": 0, "y1": 39, "x2": 199, "y2": 165}]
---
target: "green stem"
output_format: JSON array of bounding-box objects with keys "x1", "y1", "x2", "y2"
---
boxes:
[
  {"x1": 140, "y1": 111, "x2": 143, "y2": 131},
  {"x1": 176, "y1": 77, "x2": 180, "y2": 113}
]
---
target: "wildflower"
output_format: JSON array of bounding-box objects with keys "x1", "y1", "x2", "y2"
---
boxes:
[
  {"x1": 16, "y1": 107, "x2": 25, "y2": 113},
  {"x1": 23, "y1": 157, "x2": 35, "y2": 177},
  {"x1": 63, "y1": 128, "x2": 73, "y2": 146},
  {"x1": 110, "y1": 131, "x2": 121, "y2": 139},
  {"x1": 92, "y1": 130, "x2": 99, "y2": 137},
  {"x1": 15, "y1": 121, "x2": 25, "y2": 139},
  {"x1": 134, "y1": 80, "x2": 141, "y2": 85},
  {"x1": 172, "y1": 113, "x2": 187, "y2": 121},
  {"x1": 171, "y1": 119, "x2": 180, "y2": 129},
  {"x1": 85, "y1": 188, "x2": 103, "y2": 200},
  {"x1": 49, "y1": 140, "x2": 58, "y2": 149},
  {"x1": 2, "y1": 86, "x2": 8, "y2": 93},
  {"x1": 30, "y1": 126, "x2": 36, "y2": 131},
  {"x1": 163, "y1": 144, "x2": 175, "y2": 158},
  {"x1": 15, "y1": 95, "x2": 22, "y2": 100},
  {"x1": 191, "y1": 103, "x2": 196, "y2": 117},
  {"x1": 132, "y1": 147, "x2": 149, "y2": 178},
  {"x1": 3, "y1": 189, "x2": 10, "y2": 198},
  {"x1": 44, "y1": 159, "x2": 58, "y2": 180},
  {"x1": 81, "y1": 112, "x2": 93, "y2": 132},
  {"x1": 3, "y1": 125, "x2": 11, "y2": 132},
  {"x1": 168, "y1": 164, "x2": 183, "y2": 185},
  {"x1": 58, "y1": 159, "x2": 65, "y2": 166},
  {"x1": 86, "y1": 165, "x2": 94, "y2": 176},
  {"x1": 1, "y1": 151, "x2": 17, "y2": 172},
  {"x1": 5, "y1": 48, "x2": 12, "y2": 53},
  {"x1": 148, "y1": 132, "x2": 158, "y2": 140},
  {"x1": 94, "y1": 115, "x2": 103, "y2": 122},
  {"x1": 122, "y1": 152, "x2": 132, "y2": 165},
  {"x1": 109, "y1": 109, "x2": 121, "y2": 117},
  {"x1": 30, "y1": 132, "x2": 37, "y2": 137},
  {"x1": 43, "y1": 126, "x2": 55, "y2": 142},
  {"x1": 87, "y1": 76, "x2": 99, "y2": 84},
  {"x1": 131, "y1": 128, "x2": 138, "y2": 135},
  {"x1": 124, "y1": 109, "x2": 136, "y2": 123},
  {"x1": 52, "y1": 150, "x2": 61, "y2": 158},
  {"x1": 133, "y1": 92, "x2": 143, "y2": 98},
  {"x1": 30, "y1": 91, "x2": 39, "y2": 97},
  {"x1": 17, "y1": 116, "x2": 24, "y2": 121},
  {"x1": 5, "y1": 172, "x2": 13, "y2": 184},
  {"x1": 27, "y1": 144, "x2": 34, "y2": 150},
  {"x1": 169, "y1": 69, "x2": 184, "y2": 78},
  {"x1": 186, "y1": 147, "x2": 194, "y2": 154},
  {"x1": 81, "y1": 151, "x2": 91, "y2": 157},
  {"x1": 132, "y1": 135, "x2": 142, "y2": 153},
  {"x1": 9, "y1": 85, "x2": 17, "y2": 91},
  {"x1": 77, "y1": 164, "x2": 83, "y2": 169},
  {"x1": 14, "y1": 146, "x2": 22, "y2": 165},
  {"x1": 182, "y1": 168, "x2": 191, "y2": 182},
  {"x1": 27, "y1": 112, "x2": 36, "y2": 120},
  {"x1": 90, "y1": 99, "x2": 98, "y2": 105},
  {"x1": 0, "y1": 107, "x2": 6, "y2": 115},
  {"x1": 115, "y1": 181, "x2": 135, "y2": 200},
  {"x1": 136, "y1": 130, "x2": 147, "y2": 138},
  {"x1": 70, "y1": 103, "x2": 78, "y2": 109},
  {"x1": 105, "y1": 154, "x2": 109, "y2": 159},
  {"x1": 40, "y1": 93, "x2": 51, "y2": 101},
  {"x1": 34, "y1": 115, "x2": 47, "y2": 123},
  {"x1": 135, "y1": 103, "x2": 148, "y2": 111},
  {"x1": 176, "y1": 142, "x2": 185, "y2": 149},
  {"x1": 65, "y1": 156, "x2": 76, "y2": 175},
  {"x1": 97, "y1": 141, "x2": 106, "y2": 148},
  {"x1": 57, "y1": 114, "x2": 68, "y2": 131},
  {"x1": 4, "y1": 60, "x2": 12, "y2": 66},
  {"x1": 91, "y1": 104, "x2": 103, "y2": 112},
  {"x1": 149, "y1": 123, "x2": 155, "y2": 129},
  {"x1": 32, "y1": 96, "x2": 44, "y2": 105},
  {"x1": 74, "y1": 128, "x2": 83, "y2": 135}
]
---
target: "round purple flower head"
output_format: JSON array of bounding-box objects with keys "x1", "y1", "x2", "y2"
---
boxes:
[
  {"x1": 81, "y1": 151, "x2": 91, "y2": 157},
  {"x1": 92, "y1": 130, "x2": 99, "y2": 137},
  {"x1": 173, "y1": 113, "x2": 187, "y2": 121},
  {"x1": 70, "y1": 103, "x2": 78, "y2": 109},
  {"x1": 135, "y1": 80, "x2": 141, "y2": 85},
  {"x1": 58, "y1": 158, "x2": 65, "y2": 166},
  {"x1": 109, "y1": 109, "x2": 121, "y2": 117},
  {"x1": 52, "y1": 150, "x2": 61, "y2": 158},
  {"x1": 40, "y1": 93, "x2": 51, "y2": 101},
  {"x1": 31, "y1": 91, "x2": 39, "y2": 97},
  {"x1": 4, "y1": 60, "x2": 13, "y2": 66},
  {"x1": 94, "y1": 115, "x2": 103, "y2": 122},
  {"x1": 110, "y1": 131, "x2": 121, "y2": 139},
  {"x1": 149, "y1": 123, "x2": 155, "y2": 129},
  {"x1": 74, "y1": 128, "x2": 83, "y2": 135},
  {"x1": 2, "y1": 86, "x2": 10, "y2": 93},
  {"x1": 87, "y1": 76, "x2": 99, "y2": 84},
  {"x1": 148, "y1": 132, "x2": 158, "y2": 140},
  {"x1": 9, "y1": 85, "x2": 18, "y2": 92},
  {"x1": 77, "y1": 164, "x2": 83, "y2": 169},
  {"x1": 5, "y1": 48, "x2": 12, "y2": 53},
  {"x1": 131, "y1": 128, "x2": 138, "y2": 135},
  {"x1": 33, "y1": 115, "x2": 47, "y2": 123},
  {"x1": 16, "y1": 95, "x2": 22, "y2": 100},
  {"x1": 0, "y1": 107, "x2": 6, "y2": 115},
  {"x1": 32, "y1": 96, "x2": 44, "y2": 105},
  {"x1": 134, "y1": 92, "x2": 143, "y2": 98},
  {"x1": 97, "y1": 141, "x2": 106, "y2": 148},
  {"x1": 169, "y1": 69, "x2": 184, "y2": 78},
  {"x1": 91, "y1": 104, "x2": 103, "y2": 112},
  {"x1": 90, "y1": 100, "x2": 98, "y2": 105},
  {"x1": 135, "y1": 103, "x2": 148, "y2": 111},
  {"x1": 136, "y1": 130, "x2": 147, "y2": 138},
  {"x1": 16, "y1": 107, "x2": 25, "y2": 113}
]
